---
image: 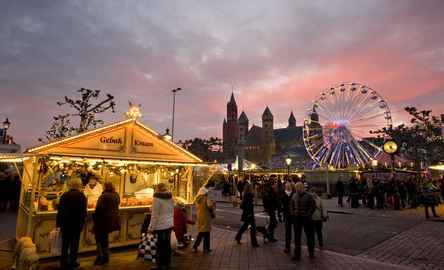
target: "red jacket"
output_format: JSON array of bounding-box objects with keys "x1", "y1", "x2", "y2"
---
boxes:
[{"x1": 173, "y1": 207, "x2": 194, "y2": 236}]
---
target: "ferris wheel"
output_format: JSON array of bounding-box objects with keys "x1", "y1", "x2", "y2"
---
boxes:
[{"x1": 303, "y1": 82, "x2": 392, "y2": 169}]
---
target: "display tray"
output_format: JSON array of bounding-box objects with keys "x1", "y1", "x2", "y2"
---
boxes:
[{"x1": 34, "y1": 205, "x2": 151, "y2": 216}]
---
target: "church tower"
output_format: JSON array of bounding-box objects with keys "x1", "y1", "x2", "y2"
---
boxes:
[
  {"x1": 223, "y1": 93, "x2": 239, "y2": 159},
  {"x1": 262, "y1": 106, "x2": 275, "y2": 164},
  {"x1": 238, "y1": 111, "x2": 249, "y2": 145}
]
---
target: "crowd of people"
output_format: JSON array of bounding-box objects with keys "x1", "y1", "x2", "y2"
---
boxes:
[
  {"x1": 56, "y1": 176, "x2": 216, "y2": 270},
  {"x1": 0, "y1": 168, "x2": 21, "y2": 212},
  {"x1": 234, "y1": 175, "x2": 327, "y2": 261},
  {"x1": 336, "y1": 174, "x2": 444, "y2": 218}
]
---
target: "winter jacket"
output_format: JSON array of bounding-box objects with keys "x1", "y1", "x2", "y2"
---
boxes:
[
  {"x1": 290, "y1": 191, "x2": 315, "y2": 218},
  {"x1": 56, "y1": 189, "x2": 87, "y2": 233},
  {"x1": 174, "y1": 206, "x2": 194, "y2": 237},
  {"x1": 312, "y1": 194, "x2": 327, "y2": 221},
  {"x1": 240, "y1": 192, "x2": 255, "y2": 222},
  {"x1": 194, "y1": 191, "x2": 215, "y2": 232},
  {"x1": 148, "y1": 191, "x2": 174, "y2": 232},
  {"x1": 262, "y1": 184, "x2": 278, "y2": 212},
  {"x1": 281, "y1": 191, "x2": 294, "y2": 219},
  {"x1": 93, "y1": 190, "x2": 121, "y2": 233}
]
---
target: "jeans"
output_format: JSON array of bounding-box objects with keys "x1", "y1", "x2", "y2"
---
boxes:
[
  {"x1": 293, "y1": 216, "x2": 315, "y2": 259},
  {"x1": 425, "y1": 205, "x2": 438, "y2": 218},
  {"x1": 338, "y1": 195, "x2": 344, "y2": 207},
  {"x1": 235, "y1": 219, "x2": 258, "y2": 246},
  {"x1": 313, "y1": 220, "x2": 323, "y2": 247},
  {"x1": 284, "y1": 216, "x2": 293, "y2": 250},
  {"x1": 95, "y1": 232, "x2": 109, "y2": 259},
  {"x1": 155, "y1": 229, "x2": 172, "y2": 267},
  {"x1": 266, "y1": 209, "x2": 277, "y2": 240},
  {"x1": 61, "y1": 230, "x2": 81, "y2": 268},
  {"x1": 193, "y1": 232, "x2": 211, "y2": 251}
]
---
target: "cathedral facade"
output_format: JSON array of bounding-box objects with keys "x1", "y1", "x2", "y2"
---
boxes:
[{"x1": 223, "y1": 93, "x2": 318, "y2": 167}]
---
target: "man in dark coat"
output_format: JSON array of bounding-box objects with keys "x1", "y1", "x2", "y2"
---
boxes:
[
  {"x1": 262, "y1": 180, "x2": 278, "y2": 242},
  {"x1": 93, "y1": 181, "x2": 120, "y2": 265},
  {"x1": 282, "y1": 181, "x2": 294, "y2": 253},
  {"x1": 336, "y1": 178, "x2": 345, "y2": 207},
  {"x1": 235, "y1": 183, "x2": 259, "y2": 247},
  {"x1": 56, "y1": 177, "x2": 87, "y2": 269},
  {"x1": 290, "y1": 182, "x2": 316, "y2": 261}
]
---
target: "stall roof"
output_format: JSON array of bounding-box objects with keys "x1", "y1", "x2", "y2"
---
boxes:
[
  {"x1": 24, "y1": 119, "x2": 204, "y2": 165},
  {"x1": 0, "y1": 153, "x2": 29, "y2": 163}
]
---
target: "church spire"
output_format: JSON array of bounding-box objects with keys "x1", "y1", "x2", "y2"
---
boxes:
[
  {"x1": 288, "y1": 111, "x2": 296, "y2": 128},
  {"x1": 228, "y1": 92, "x2": 237, "y2": 106}
]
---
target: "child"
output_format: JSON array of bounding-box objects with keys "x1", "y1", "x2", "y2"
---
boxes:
[{"x1": 173, "y1": 202, "x2": 194, "y2": 249}]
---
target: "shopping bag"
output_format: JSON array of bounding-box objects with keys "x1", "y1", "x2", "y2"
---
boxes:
[
  {"x1": 138, "y1": 233, "x2": 157, "y2": 263},
  {"x1": 48, "y1": 229, "x2": 62, "y2": 256},
  {"x1": 170, "y1": 230, "x2": 177, "y2": 251}
]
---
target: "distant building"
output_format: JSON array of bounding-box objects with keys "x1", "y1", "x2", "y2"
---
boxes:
[
  {"x1": 441, "y1": 114, "x2": 444, "y2": 138},
  {"x1": 222, "y1": 93, "x2": 316, "y2": 168},
  {"x1": 0, "y1": 128, "x2": 21, "y2": 153}
]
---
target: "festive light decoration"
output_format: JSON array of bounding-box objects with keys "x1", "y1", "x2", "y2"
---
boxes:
[{"x1": 126, "y1": 102, "x2": 142, "y2": 120}]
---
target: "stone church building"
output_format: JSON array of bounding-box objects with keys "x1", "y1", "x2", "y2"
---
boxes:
[{"x1": 223, "y1": 93, "x2": 317, "y2": 167}]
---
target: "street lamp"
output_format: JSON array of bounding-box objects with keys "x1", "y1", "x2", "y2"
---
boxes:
[
  {"x1": 285, "y1": 155, "x2": 292, "y2": 177},
  {"x1": 371, "y1": 159, "x2": 378, "y2": 169},
  {"x1": 163, "y1": 128, "x2": 172, "y2": 141},
  {"x1": 2, "y1": 118, "x2": 10, "y2": 144},
  {"x1": 171, "y1": 88, "x2": 182, "y2": 141}
]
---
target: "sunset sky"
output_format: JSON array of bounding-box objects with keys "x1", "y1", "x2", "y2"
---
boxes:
[{"x1": 1, "y1": 1, "x2": 444, "y2": 149}]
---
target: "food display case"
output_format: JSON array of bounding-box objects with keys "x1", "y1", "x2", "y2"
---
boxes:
[{"x1": 7, "y1": 117, "x2": 211, "y2": 257}]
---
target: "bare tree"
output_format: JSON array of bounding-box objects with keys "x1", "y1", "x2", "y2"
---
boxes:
[{"x1": 42, "y1": 88, "x2": 116, "y2": 141}]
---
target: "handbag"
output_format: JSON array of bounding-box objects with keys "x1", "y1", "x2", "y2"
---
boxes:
[
  {"x1": 48, "y1": 229, "x2": 62, "y2": 256},
  {"x1": 138, "y1": 232, "x2": 157, "y2": 263}
]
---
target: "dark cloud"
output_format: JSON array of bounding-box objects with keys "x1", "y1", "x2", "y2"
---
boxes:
[{"x1": 0, "y1": 1, "x2": 444, "y2": 149}]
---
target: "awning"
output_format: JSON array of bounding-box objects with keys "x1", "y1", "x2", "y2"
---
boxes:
[{"x1": 0, "y1": 153, "x2": 28, "y2": 163}]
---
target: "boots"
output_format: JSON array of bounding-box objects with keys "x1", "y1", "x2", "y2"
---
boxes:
[{"x1": 94, "y1": 244, "x2": 107, "y2": 265}]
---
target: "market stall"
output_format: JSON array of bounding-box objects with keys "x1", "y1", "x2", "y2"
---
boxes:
[{"x1": 5, "y1": 116, "x2": 209, "y2": 257}]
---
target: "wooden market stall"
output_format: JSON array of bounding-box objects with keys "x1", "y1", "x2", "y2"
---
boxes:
[{"x1": 5, "y1": 117, "x2": 209, "y2": 257}]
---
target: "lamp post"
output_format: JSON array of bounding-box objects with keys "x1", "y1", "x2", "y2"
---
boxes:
[
  {"x1": 285, "y1": 155, "x2": 292, "y2": 177},
  {"x1": 171, "y1": 88, "x2": 182, "y2": 141},
  {"x1": 2, "y1": 118, "x2": 10, "y2": 144}
]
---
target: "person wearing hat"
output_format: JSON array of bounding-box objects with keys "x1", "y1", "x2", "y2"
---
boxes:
[
  {"x1": 192, "y1": 182, "x2": 215, "y2": 253},
  {"x1": 148, "y1": 183, "x2": 174, "y2": 270}
]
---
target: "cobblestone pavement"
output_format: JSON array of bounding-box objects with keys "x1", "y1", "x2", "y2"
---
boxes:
[
  {"x1": 360, "y1": 221, "x2": 444, "y2": 270},
  {"x1": 3, "y1": 228, "x2": 414, "y2": 270}
]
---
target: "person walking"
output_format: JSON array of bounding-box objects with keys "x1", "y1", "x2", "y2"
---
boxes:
[
  {"x1": 56, "y1": 177, "x2": 87, "y2": 269},
  {"x1": 439, "y1": 176, "x2": 444, "y2": 202},
  {"x1": 235, "y1": 183, "x2": 259, "y2": 247},
  {"x1": 192, "y1": 184, "x2": 215, "y2": 253},
  {"x1": 349, "y1": 177, "x2": 359, "y2": 208},
  {"x1": 282, "y1": 181, "x2": 294, "y2": 253},
  {"x1": 93, "y1": 181, "x2": 120, "y2": 265},
  {"x1": 311, "y1": 190, "x2": 328, "y2": 248},
  {"x1": 336, "y1": 178, "x2": 344, "y2": 207},
  {"x1": 262, "y1": 180, "x2": 278, "y2": 242},
  {"x1": 290, "y1": 182, "x2": 316, "y2": 261},
  {"x1": 148, "y1": 183, "x2": 174, "y2": 270},
  {"x1": 422, "y1": 179, "x2": 439, "y2": 219}
]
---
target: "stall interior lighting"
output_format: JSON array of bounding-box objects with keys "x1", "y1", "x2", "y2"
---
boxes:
[
  {"x1": 48, "y1": 156, "x2": 208, "y2": 167},
  {"x1": 429, "y1": 164, "x2": 444, "y2": 171}
]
